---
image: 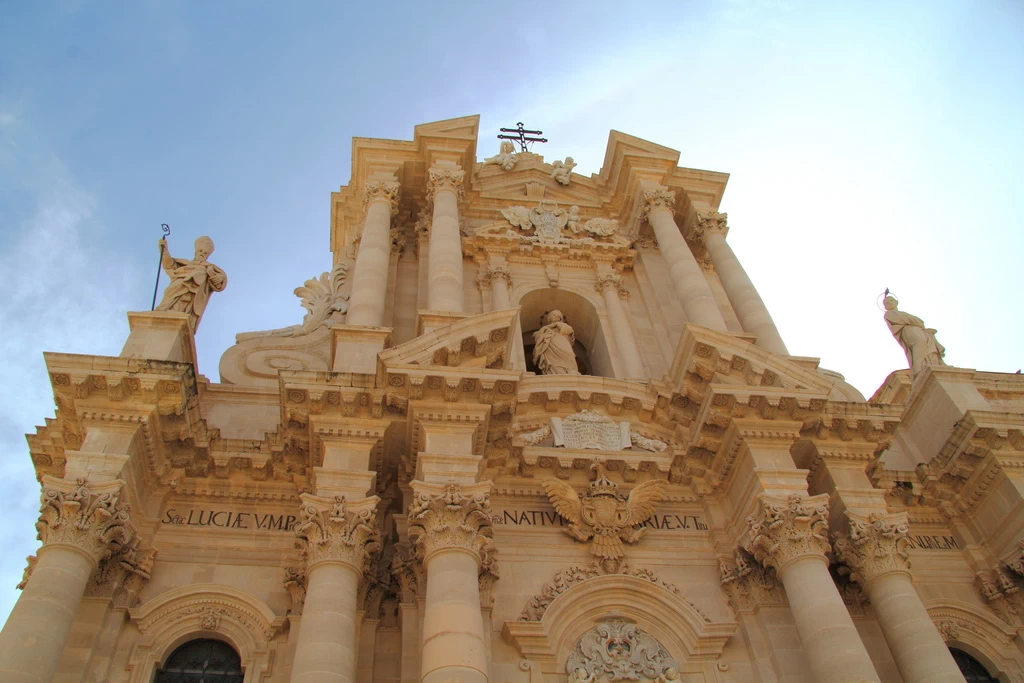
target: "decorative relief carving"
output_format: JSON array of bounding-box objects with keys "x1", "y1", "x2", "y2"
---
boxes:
[
  {"x1": 494, "y1": 201, "x2": 621, "y2": 246},
  {"x1": 486, "y1": 264, "x2": 512, "y2": 287},
  {"x1": 719, "y1": 548, "x2": 786, "y2": 612},
  {"x1": 833, "y1": 512, "x2": 911, "y2": 584},
  {"x1": 293, "y1": 494, "x2": 381, "y2": 572},
  {"x1": 283, "y1": 566, "x2": 306, "y2": 614},
  {"x1": 595, "y1": 272, "x2": 629, "y2": 298},
  {"x1": 518, "y1": 561, "x2": 685, "y2": 621},
  {"x1": 565, "y1": 619, "x2": 678, "y2": 681},
  {"x1": 579, "y1": 217, "x2": 620, "y2": 237},
  {"x1": 483, "y1": 140, "x2": 518, "y2": 171},
  {"x1": 363, "y1": 179, "x2": 401, "y2": 216},
  {"x1": 36, "y1": 478, "x2": 136, "y2": 564},
  {"x1": 551, "y1": 157, "x2": 576, "y2": 185},
  {"x1": 543, "y1": 463, "x2": 667, "y2": 571},
  {"x1": 745, "y1": 493, "x2": 831, "y2": 572},
  {"x1": 86, "y1": 537, "x2": 156, "y2": 608},
  {"x1": 390, "y1": 545, "x2": 422, "y2": 602},
  {"x1": 235, "y1": 262, "x2": 351, "y2": 341},
  {"x1": 554, "y1": 411, "x2": 629, "y2": 450},
  {"x1": 407, "y1": 482, "x2": 495, "y2": 565},
  {"x1": 427, "y1": 166, "x2": 466, "y2": 201},
  {"x1": 688, "y1": 209, "x2": 728, "y2": 244},
  {"x1": 640, "y1": 187, "x2": 676, "y2": 218}
]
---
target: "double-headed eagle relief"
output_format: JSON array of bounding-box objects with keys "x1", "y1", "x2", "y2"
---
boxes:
[
  {"x1": 543, "y1": 463, "x2": 668, "y2": 572},
  {"x1": 492, "y1": 200, "x2": 624, "y2": 246}
]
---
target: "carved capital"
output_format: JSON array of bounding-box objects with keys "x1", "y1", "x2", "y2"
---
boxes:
[
  {"x1": 294, "y1": 494, "x2": 381, "y2": 572},
  {"x1": 833, "y1": 512, "x2": 911, "y2": 585},
  {"x1": 85, "y1": 537, "x2": 156, "y2": 608},
  {"x1": 640, "y1": 187, "x2": 676, "y2": 219},
  {"x1": 408, "y1": 482, "x2": 495, "y2": 566},
  {"x1": 36, "y1": 477, "x2": 136, "y2": 565},
  {"x1": 719, "y1": 548, "x2": 786, "y2": 613},
  {"x1": 744, "y1": 493, "x2": 831, "y2": 572},
  {"x1": 594, "y1": 272, "x2": 629, "y2": 298},
  {"x1": 426, "y1": 167, "x2": 466, "y2": 201},
  {"x1": 283, "y1": 566, "x2": 306, "y2": 614},
  {"x1": 688, "y1": 209, "x2": 728, "y2": 245},
  {"x1": 363, "y1": 179, "x2": 401, "y2": 216},
  {"x1": 486, "y1": 264, "x2": 513, "y2": 287}
]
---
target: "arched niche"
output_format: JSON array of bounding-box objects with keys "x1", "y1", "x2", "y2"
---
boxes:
[
  {"x1": 926, "y1": 598, "x2": 1023, "y2": 683},
  {"x1": 503, "y1": 574, "x2": 736, "y2": 676},
  {"x1": 126, "y1": 584, "x2": 284, "y2": 683},
  {"x1": 514, "y1": 286, "x2": 617, "y2": 379}
]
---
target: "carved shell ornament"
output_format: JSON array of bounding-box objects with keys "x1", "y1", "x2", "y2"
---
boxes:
[{"x1": 543, "y1": 463, "x2": 668, "y2": 569}]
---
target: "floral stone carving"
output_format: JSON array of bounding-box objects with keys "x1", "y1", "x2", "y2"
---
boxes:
[
  {"x1": 407, "y1": 482, "x2": 496, "y2": 565},
  {"x1": 293, "y1": 494, "x2": 381, "y2": 573},
  {"x1": 236, "y1": 261, "x2": 351, "y2": 341},
  {"x1": 745, "y1": 493, "x2": 831, "y2": 572},
  {"x1": 36, "y1": 477, "x2": 136, "y2": 564},
  {"x1": 833, "y1": 512, "x2": 911, "y2": 584},
  {"x1": 543, "y1": 463, "x2": 668, "y2": 571},
  {"x1": 566, "y1": 619, "x2": 678, "y2": 681}
]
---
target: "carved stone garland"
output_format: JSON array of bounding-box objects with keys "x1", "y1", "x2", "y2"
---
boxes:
[
  {"x1": 566, "y1": 619, "x2": 678, "y2": 681},
  {"x1": 293, "y1": 495, "x2": 381, "y2": 574},
  {"x1": 833, "y1": 512, "x2": 911, "y2": 585},
  {"x1": 745, "y1": 493, "x2": 831, "y2": 571}
]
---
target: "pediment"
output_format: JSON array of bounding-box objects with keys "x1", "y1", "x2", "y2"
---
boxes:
[
  {"x1": 474, "y1": 163, "x2": 603, "y2": 206},
  {"x1": 378, "y1": 308, "x2": 519, "y2": 370}
]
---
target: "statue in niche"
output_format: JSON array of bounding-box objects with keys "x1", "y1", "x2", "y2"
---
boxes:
[
  {"x1": 882, "y1": 294, "x2": 946, "y2": 376},
  {"x1": 551, "y1": 156, "x2": 576, "y2": 185},
  {"x1": 235, "y1": 263, "x2": 350, "y2": 342},
  {"x1": 533, "y1": 310, "x2": 580, "y2": 375},
  {"x1": 155, "y1": 236, "x2": 227, "y2": 333},
  {"x1": 483, "y1": 140, "x2": 518, "y2": 171}
]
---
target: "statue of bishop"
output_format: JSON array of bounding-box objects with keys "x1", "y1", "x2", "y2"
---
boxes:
[{"x1": 155, "y1": 236, "x2": 227, "y2": 333}]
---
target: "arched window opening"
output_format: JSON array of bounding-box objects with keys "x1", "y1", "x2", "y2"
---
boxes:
[
  {"x1": 155, "y1": 638, "x2": 244, "y2": 683},
  {"x1": 950, "y1": 648, "x2": 998, "y2": 682}
]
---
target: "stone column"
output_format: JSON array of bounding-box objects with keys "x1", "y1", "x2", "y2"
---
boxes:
[
  {"x1": 835, "y1": 512, "x2": 963, "y2": 683},
  {"x1": 486, "y1": 264, "x2": 512, "y2": 310},
  {"x1": 290, "y1": 494, "x2": 381, "y2": 683},
  {"x1": 0, "y1": 478, "x2": 135, "y2": 683},
  {"x1": 348, "y1": 178, "x2": 400, "y2": 327},
  {"x1": 408, "y1": 481, "x2": 494, "y2": 683},
  {"x1": 595, "y1": 271, "x2": 645, "y2": 378},
  {"x1": 746, "y1": 494, "x2": 880, "y2": 683},
  {"x1": 641, "y1": 186, "x2": 727, "y2": 331},
  {"x1": 426, "y1": 166, "x2": 466, "y2": 313},
  {"x1": 689, "y1": 210, "x2": 788, "y2": 354}
]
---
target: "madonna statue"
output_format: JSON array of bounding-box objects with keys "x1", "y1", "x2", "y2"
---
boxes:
[
  {"x1": 883, "y1": 295, "x2": 946, "y2": 377},
  {"x1": 533, "y1": 310, "x2": 580, "y2": 375}
]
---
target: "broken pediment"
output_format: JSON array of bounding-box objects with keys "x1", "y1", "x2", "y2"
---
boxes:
[{"x1": 378, "y1": 308, "x2": 519, "y2": 371}]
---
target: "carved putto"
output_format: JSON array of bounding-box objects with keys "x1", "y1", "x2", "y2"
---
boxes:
[
  {"x1": 565, "y1": 619, "x2": 678, "y2": 681},
  {"x1": 483, "y1": 140, "x2": 518, "y2": 171},
  {"x1": 551, "y1": 156, "x2": 576, "y2": 185},
  {"x1": 155, "y1": 236, "x2": 228, "y2": 333},
  {"x1": 543, "y1": 463, "x2": 668, "y2": 571},
  {"x1": 236, "y1": 262, "x2": 351, "y2": 341}
]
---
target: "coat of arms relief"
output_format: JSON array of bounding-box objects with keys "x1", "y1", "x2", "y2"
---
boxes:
[
  {"x1": 474, "y1": 200, "x2": 625, "y2": 246},
  {"x1": 566, "y1": 619, "x2": 679, "y2": 682}
]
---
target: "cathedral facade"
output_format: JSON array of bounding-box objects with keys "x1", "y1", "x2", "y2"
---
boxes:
[{"x1": 1, "y1": 116, "x2": 1022, "y2": 682}]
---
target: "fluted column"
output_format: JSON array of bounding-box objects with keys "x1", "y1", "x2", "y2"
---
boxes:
[
  {"x1": 408, "y1": 482, "x2": 495, "y2": 683},
  {"x1": 0, "y1": 478, "x2": 136, "y2": 683},
  {"x1": 690, "y1": 210, "x2": 788, "y2": 354},
  {"x1": 595, "y1": 271, "x2": 644, "y2": 378},
  {"x1": 426, "y1": 166, "x2": 466, "y2": 313},
  {"x1": 290, "y1": 495, "x2": 381, "y2": 683},
  {"x1": 746, "y1": 494, "x2": 880, "y2": 683},
  {"x1": 486, "y1": 264, "x2": 512, "y2": 310},
  {"x1": 347, "y1": 178, "x2": 400, "y2": 327},
  {"x1": 641, "y1": 186, "x2": 727, "y2": 331},
  {"x1": 835, "y1": 512, "x2": 963, "y2": 683}
]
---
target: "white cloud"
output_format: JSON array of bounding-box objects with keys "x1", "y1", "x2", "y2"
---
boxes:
[{"x1": 0, "y1": 176, "x2": 143, "y2": 623}]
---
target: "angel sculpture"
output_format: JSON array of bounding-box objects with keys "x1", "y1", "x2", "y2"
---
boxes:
[
  {"x1": 543, "y1": 463, "x2": 668, "y2": 572},
  {"x1": 235, "y1": 262, "x2": 350, "y2": 342},
  {"x1": 484, "y1": 140, "x2": 518, "y2": 171},
  {"x1": 501, "y1": 205, "x2": 535, "y2": 232},
  {"x1": 551, "y1": 156, "x2": 576, "y2": 185}
]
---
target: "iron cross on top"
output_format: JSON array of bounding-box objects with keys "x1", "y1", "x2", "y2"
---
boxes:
[{"x1": 498, "y1": 122, "x2": 547, "y2": 153}]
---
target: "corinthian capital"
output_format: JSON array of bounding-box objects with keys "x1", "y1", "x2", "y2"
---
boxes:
[
  {"x1": 36, "y1": 477, "x2": 136, "y2": 564},
  {"x1": 745, "y1": 493, "x2": 831, "y2": 572},
  {"x1": 294, "y1": 494, "x2": 381, "y2": 572},
  {"x1": 834, "y1": 512, "x2": 911, "y2": 584},
  {"x1": 688, "y1": 209, "x2": 729, "y2": 245},
  {"x1": 426, "y1": 167, "x2": 466, "y2": 201},
  {"x1": 640, "y1": 186, "x2": 676, "y2": 219},
  {"x1": 486, "y1": 264, "x2": 512, "y2": 286},
  {"x1": 594, "y1": 272, "x2": 629, "y2": 298},
  {"x1": 408, "y1": 481, "x2": 495, "y2": 565},
  {"x1": 363, "y1": 179, "x2": 401, "y2": 216}
]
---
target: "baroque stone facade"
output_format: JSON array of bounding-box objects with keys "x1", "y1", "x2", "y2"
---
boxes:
[{"x1": 3, "y1": 115, "x2": 1023, "y2": 682}]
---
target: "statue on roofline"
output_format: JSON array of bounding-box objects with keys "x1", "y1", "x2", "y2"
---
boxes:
[
  {"x1": 882, "y1": 293, "x2": 946, "y2": 377},
  {"x1": 551, "y1": 156, "x2": 576, "y2": 185},
  {"x1": 483, "y1": 140, "x2": 518, "y2": 171},
  {"x1": 155, "y1": 236, "x2": 227, "y2": 333}
]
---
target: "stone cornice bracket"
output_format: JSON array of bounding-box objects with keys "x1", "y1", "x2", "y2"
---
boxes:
[
  {"x1": 686, "y1": 208, "x2": 728, "y2": 245},
  {"x1": 833, "y1": 511, "x2": 911, "y2": 585},
  {"x1": 486, "y1": 263, "x2": 513, "y2": 286},
  {"x1": 407, "y1": 481, "x2": 495, "y2": 566},
  {"x1": 36, "y1": 476, "x2": 136, "y2": 565},
  {"x1": 594, "y1": 272, "x2": 629, "y2": 298},
  {"x1": 362, "y1": 179, "x2": 401, "y2": 217},
  {"x1": 639, "y1": 186, "x2": 676, "y2": 221},
  {"x1": 293, "y1": 493, "x2": 382, "y2": 573},
  {"x1": 744, "y1": 493, "x2": 831, "y2": 573},
  {"x1": 426, "y1": 166, "x2": 466, "y2": 202}
]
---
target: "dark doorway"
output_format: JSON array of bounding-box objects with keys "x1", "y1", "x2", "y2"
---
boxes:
[
  {"x1": 950, "y1": 648, "x2": 998, "y2": 682},
  {"x1": 154, "y1": 638, "x2": 244, "y2": 683}
]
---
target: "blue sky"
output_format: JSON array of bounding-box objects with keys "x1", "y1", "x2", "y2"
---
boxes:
[{"x1": 0, "y1": 0, "x2": 1021, "y2": 621}]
